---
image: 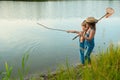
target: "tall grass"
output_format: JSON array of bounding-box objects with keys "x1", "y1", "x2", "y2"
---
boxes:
[
  {"x1": 1, "y1": 62, "x2": 13, "y2": 80},
  {"x1": 18, "y1": 53, "x2": 29, "y2": 80},
  {"x1": 47, "y1": 44, "x2": 120, "y2": 80},
  {"x1": 0, "y1": 53, "x2": 29, "y2": 80},
  {"x1": 46, "y1": 59, "x2": 83, "y2": 80},
  {"x1": 81, "y1": 44, "x2": 120, "y2": 80}
]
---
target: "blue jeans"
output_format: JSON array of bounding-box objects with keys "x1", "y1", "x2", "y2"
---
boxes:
[
  {"x1": 79, "y1": 41, "x2": 85, "y2": 65},
  {"x1": 84, "y1": 41, "x2": 94, "y2": 64}
]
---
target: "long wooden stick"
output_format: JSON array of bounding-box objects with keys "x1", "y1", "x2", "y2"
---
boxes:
[{"x1": 37, "y1": 23, "x2": 67, "y2": 32}]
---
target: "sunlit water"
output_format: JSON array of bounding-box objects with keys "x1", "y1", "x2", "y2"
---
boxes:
[{"x1": 0, "y1": 1, "x2": 120, "y2": 76}]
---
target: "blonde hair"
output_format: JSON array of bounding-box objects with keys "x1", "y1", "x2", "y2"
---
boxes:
[{"x1": 81, "y1": 20, "x2": 86, "y2": 26}]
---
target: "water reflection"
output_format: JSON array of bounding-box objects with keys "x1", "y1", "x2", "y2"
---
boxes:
[{"x1": 0, "y1": 1, "x2": 120, "y2": 20}]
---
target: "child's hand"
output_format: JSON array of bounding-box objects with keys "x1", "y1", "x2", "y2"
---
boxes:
[{"x1": 79, "y1": 31, "x2": 84, "y2": 36}]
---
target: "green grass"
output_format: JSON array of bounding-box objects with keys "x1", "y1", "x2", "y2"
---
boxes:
[
  {"x1": 46, "y1": 44, "x2": 120, "y2": 80},
  {"x1": 1, "y1": 62, "x2": 13, "y2": 80},
  {"x1": 0, "y1": 53, "x2": 29, "y2": 80},
  {"x1": 18, "y1": 53, "x2": 29, "y2": 80}
]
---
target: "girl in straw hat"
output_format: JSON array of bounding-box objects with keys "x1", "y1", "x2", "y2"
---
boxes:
[
  {"x1": 83, "y1": 17, "x2": 97, "y2": 66},
  {"x1": 67, "y1": 20, "x2": 89, "y2": 66}
]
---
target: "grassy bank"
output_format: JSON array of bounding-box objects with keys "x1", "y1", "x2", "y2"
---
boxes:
[
  {"x1": 1, "y1": 44, "x2": 120, "y2": 80},
  {"x1": 44, "y1": 44, "x2": 120, "y2": 80}
]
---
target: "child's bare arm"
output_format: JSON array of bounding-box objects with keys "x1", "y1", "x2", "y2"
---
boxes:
[
  {"x1": 83, "y1": 30, "x2": 95, "y2": 41},
  {"x1": 66, "y1": 30, "x2": 80, "y2": 34}
]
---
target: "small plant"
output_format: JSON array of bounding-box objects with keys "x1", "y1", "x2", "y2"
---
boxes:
[
  {"x1": 2, "y1": 62, "x2": 13, "y2": 80},
  {"x1": 18, "y1": 53, "x2": 29, "y2": 80},
  {"x1": 0, "y1": 53, "x2": 30, "y2": 80}
]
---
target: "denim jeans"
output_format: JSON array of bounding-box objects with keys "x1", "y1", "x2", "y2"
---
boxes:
[
  {"x1": 84, "y1": 40, "x2": 94, "y2": 64},
  {"x1": 79, "y1": 41, "x2": 85, "y2": 65}
]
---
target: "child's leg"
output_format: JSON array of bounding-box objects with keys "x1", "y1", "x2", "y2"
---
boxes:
[
  {"x1": 84, "y1": 46, "x2": 94, "y2": 64},
  {"x1": 79, "y1": 41, "x2": 85, "y2": 65}
]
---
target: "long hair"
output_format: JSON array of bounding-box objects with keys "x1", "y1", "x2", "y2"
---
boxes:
[{"x1": 87, "y1": 22, "x2": 96, "y2": 30}]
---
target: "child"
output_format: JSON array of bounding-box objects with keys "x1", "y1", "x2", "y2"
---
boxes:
[
  {"x1": 83, "y1": 17, "x2": 97, "y2": 66},
  {"x1": 67, "y1": 20, "x2": 89, "y2": 65}
]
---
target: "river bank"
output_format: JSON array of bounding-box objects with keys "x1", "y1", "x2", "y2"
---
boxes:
[{"x1": 25, "y1": 44, "x2": 120, "y2": 80}]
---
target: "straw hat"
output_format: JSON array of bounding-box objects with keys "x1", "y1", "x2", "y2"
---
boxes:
[{"x1": 86, "y1": 17, "x2": 98, "y2": 23}]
